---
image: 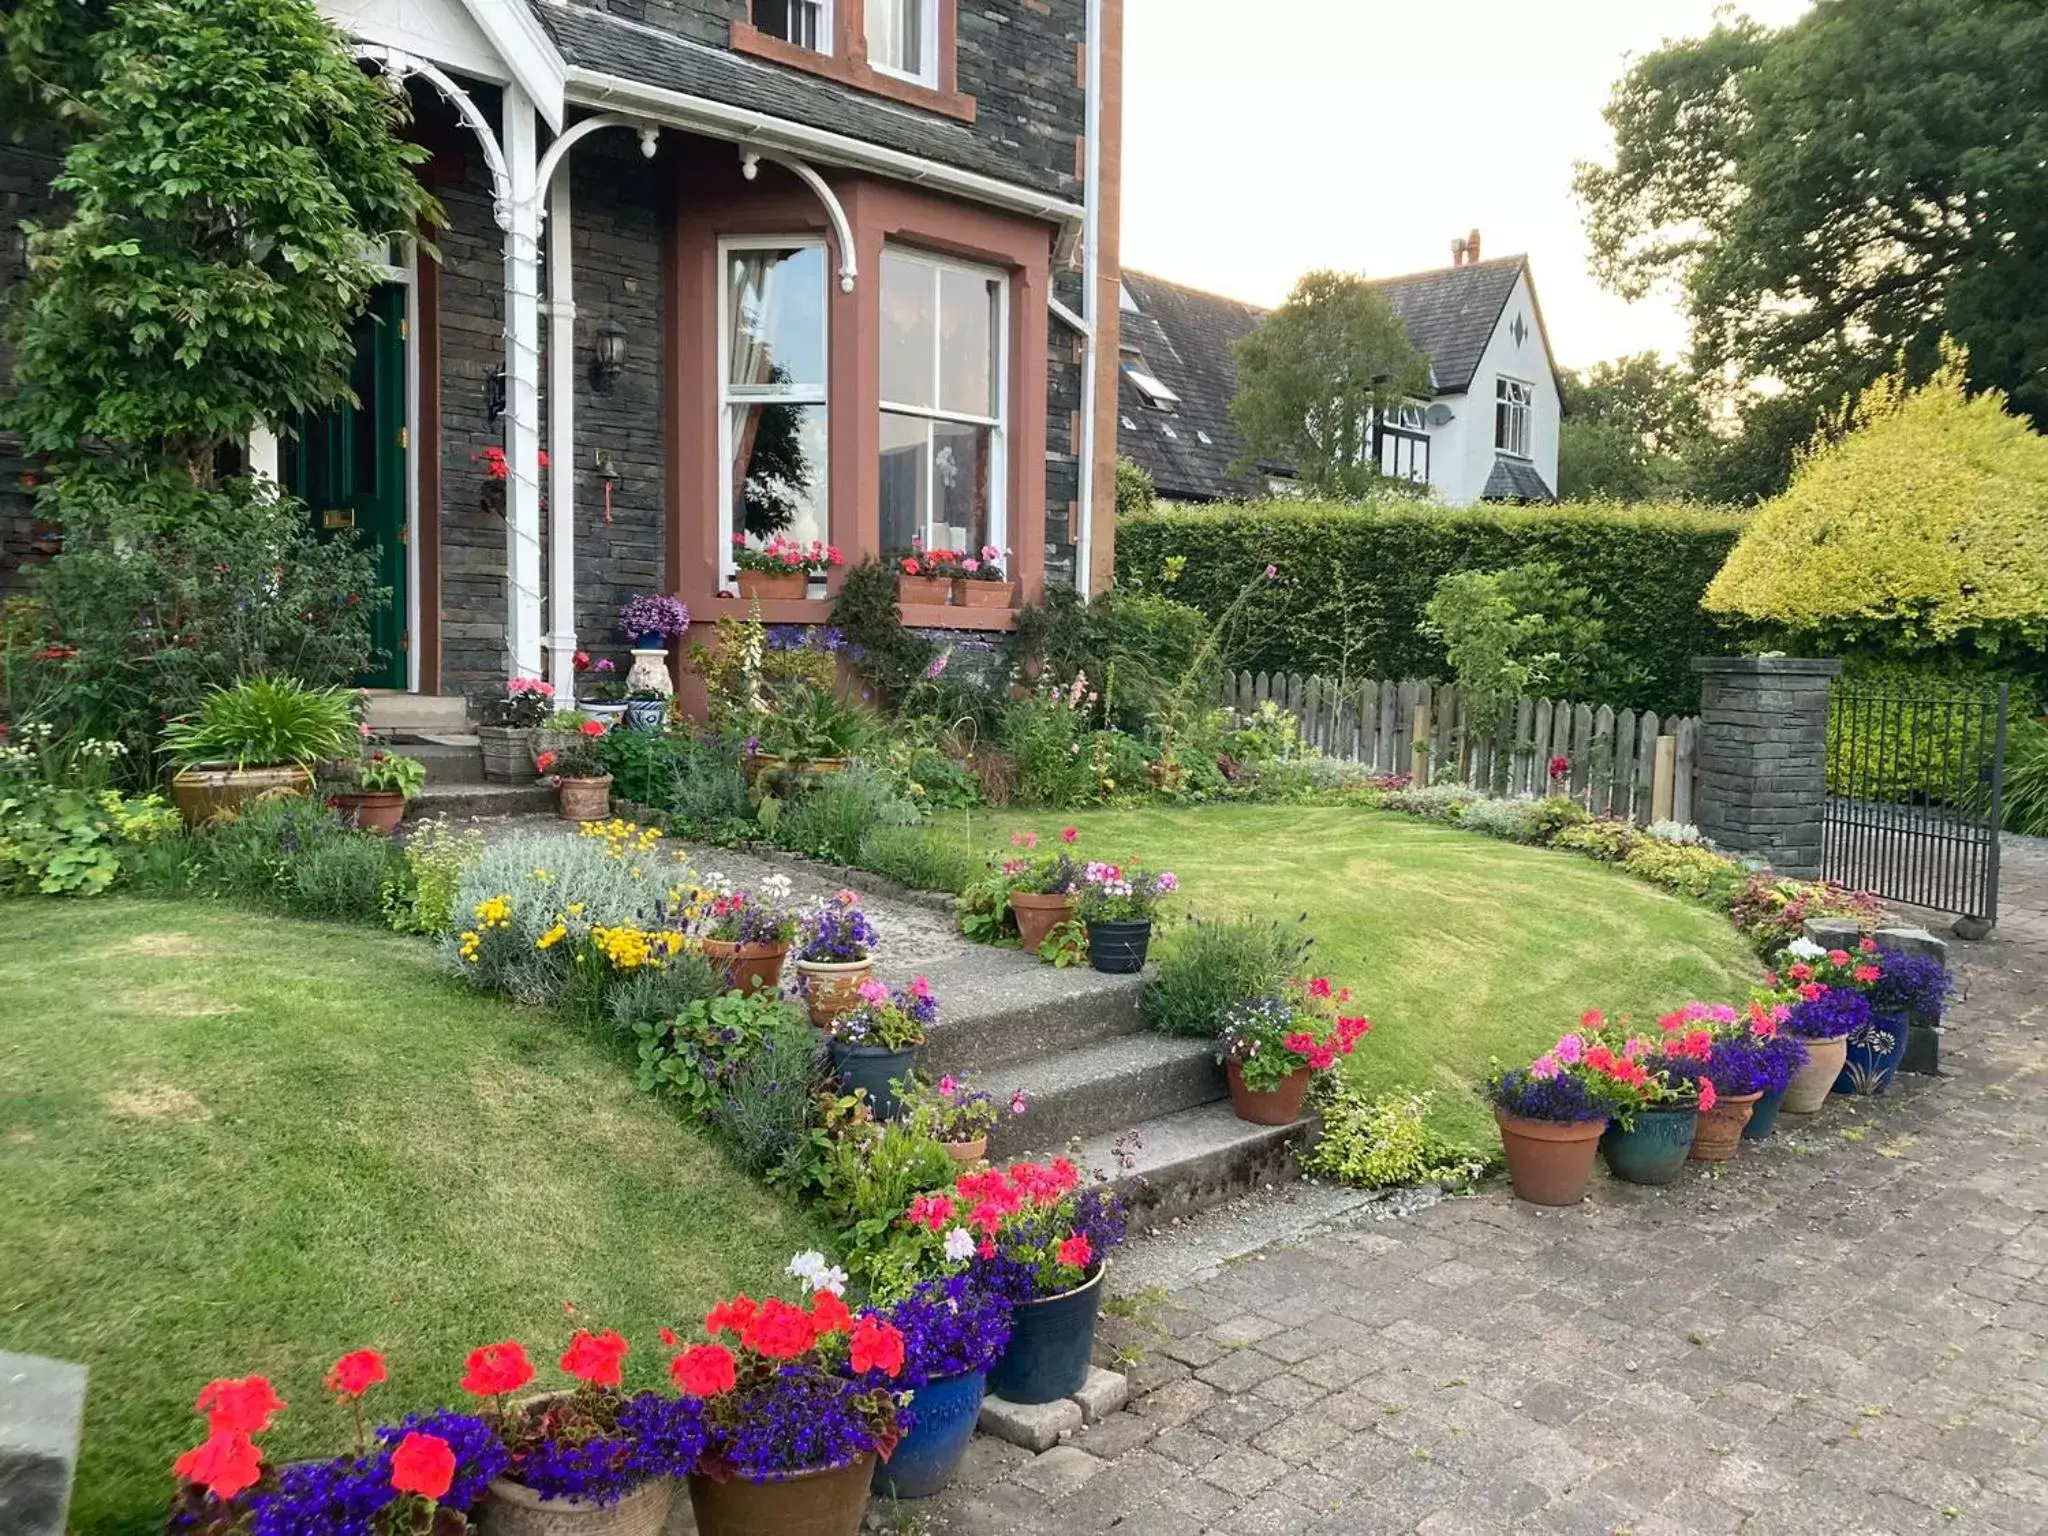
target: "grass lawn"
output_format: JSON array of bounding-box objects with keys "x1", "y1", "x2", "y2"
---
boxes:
[
  {"x1": 0, "y1": 899, "x2": 819, "y2": 1535},
  {"x1": 957, "y1": 806, "x2": 1761, "y2": 1148}
]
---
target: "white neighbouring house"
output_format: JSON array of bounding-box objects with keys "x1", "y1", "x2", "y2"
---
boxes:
[{"x1": 1116, "y1": 239, "x2": 1565, "y2": 506}]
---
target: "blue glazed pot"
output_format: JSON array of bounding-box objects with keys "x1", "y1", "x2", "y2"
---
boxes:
[
  {"x1": 1599, "y1": 1106, "x2": 1696, "y2": 1185},
  {"x1": 872, "y1": 1370, "x2": 986, "y2": 1500},
  {"x1": 829, "y1": 1041, "x2": 918, "y2": 1120},
  {"x1": 987, "y1": 1265, "x2": 1106, "y2": 1405},
  {"x1": 622, "y1": 697, "x2": 666, "y2": 731},
  {"x1": 1835, "y1": 1009, "x2": 1912, "y2": 1096},
  {"x1": 634, "y1": 631, "x2": 664, "y2": 650},
  {"x1": 1742, "y1": 1087, "x2": 1787, "y2": 1140}
]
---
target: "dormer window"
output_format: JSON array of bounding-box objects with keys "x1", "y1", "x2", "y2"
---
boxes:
[
  {"x1": 753, "y1": 0, "x2": 829, "y2": 52},
  {"x1": 1121, "y1": 351, "x2": 1179, "y2": 411},
  {"x1": 868, "y1": 0, "x2": 937, "y2": 86}
]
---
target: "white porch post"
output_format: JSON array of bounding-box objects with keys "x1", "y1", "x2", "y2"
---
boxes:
[
  {"x1": 502, "y1": 83, "x2": 546, "y2": 681},
  {"x1": 545, "y1": 172, "x2": 579, "y2": 698}
]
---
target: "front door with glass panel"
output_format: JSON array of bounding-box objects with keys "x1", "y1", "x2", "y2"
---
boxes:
[{"x1": 286, "y1": 283, "x2": 408, "y2": 690}]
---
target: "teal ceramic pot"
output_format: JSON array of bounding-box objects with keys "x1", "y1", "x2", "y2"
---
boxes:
[
  {"x1": 1598, "y1": 1106, "x2": 1697, "y2": 1185},
  {"x1": 1741, "y1": 1087, "x2": 1787, "y2": 1140}
]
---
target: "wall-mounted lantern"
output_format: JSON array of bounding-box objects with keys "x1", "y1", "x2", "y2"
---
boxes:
[{"x1": 592, "y1": 317, "x2": 628, "y2": 393}]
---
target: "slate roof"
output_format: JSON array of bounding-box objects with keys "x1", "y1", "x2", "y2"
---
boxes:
[
  {"x1": 1372, "y1": 256, "x2": 1528, "y2": 395},
  {"x1": 1483, "y1": 454, "x2": 1556, "y2": 503},
  {"x1": 531, "y1": 4, "x2": 1073, "y2": 199}
]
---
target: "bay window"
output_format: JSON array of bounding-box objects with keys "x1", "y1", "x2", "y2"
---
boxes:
[
  {"x1": 878, "y1": 247, "x2": 1006, "y2": 559},
  {"x1": 867, "y1": 0, "x2": 937, "y2": 86},
  {"x1": 720, "y1": 239, "x2": 830, "y2": 581}
]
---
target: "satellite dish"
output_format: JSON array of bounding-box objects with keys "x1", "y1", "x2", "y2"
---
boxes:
[{"x1": 1425, "y1": 403, "x2": 1456, "y2": 428}]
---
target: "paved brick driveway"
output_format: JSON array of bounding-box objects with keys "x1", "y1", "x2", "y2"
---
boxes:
[{"x1": 923, "y1": 840, "x2": 2048, "y2": 1535}]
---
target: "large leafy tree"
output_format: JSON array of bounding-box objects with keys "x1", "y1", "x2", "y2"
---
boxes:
[
  {"x1": 1576, "y1": 0, "x2": 2048, "y2": 434},
  {"x1": 1557, "y1": 353, "x2": 1708, "y2": 501},
  {"x1": 1229, "y1": 270, "x2": 1429, "y2": 500}
]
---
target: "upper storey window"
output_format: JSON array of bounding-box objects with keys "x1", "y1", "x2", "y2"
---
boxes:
[
  {"x1": 753, "y1": 1, "x2": 830, "y2": 53},
  {"x1": 867, "y1": 0, "x2": 938, "y2": 87}
]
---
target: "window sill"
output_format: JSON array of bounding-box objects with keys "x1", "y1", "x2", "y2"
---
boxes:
[
  {"x1": 729, "y1": 22, "x2": 977, "y2": 124},
  {"x1": 699, "y1": 594, "x2": 1016, "y2": 631}
]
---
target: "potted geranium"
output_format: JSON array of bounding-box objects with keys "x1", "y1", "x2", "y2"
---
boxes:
[
  {"x1": 828, "y1": 978, "x2": 935, "y2": 1119},
  {"x1": 1488, "y1": 1034, "x2": 1653, "y2": 1206},
  {"x1": 893, "y1": 540, "x2": 957, "y2": 606},
  {"x1": 577, "y1": 656, "x2": 629, "y2": 728},
  {"x1": 951, "y1": 1158, "x2": 1126, "y2": 1405},
  {"x1": 673, "y1": 1288, "x2": 909, "y2": 1536},
  {"x1": 733, "y1": 535, "x2": 842, "y2": 602},
  {"x1": 1076, "y1": 859, "x2": 1178, "y2": 973},
  {"x1": 1215, "y1": 977, "x2": 1371, "y2": 1126},
  {"x1": 534, "y1": 708, "x2": 597, "y2": 772},
  {"x1": 1739, "y1": 1003, "x2": 1808, "y2": 1141},
  {"x1": 1866, "y1": 946, "x2": 1950, "y2": 1090},
  {"x1": 326, "y1": 740, "x2": 428, "y2": 836},
  {"x1": 867, "y1": 1276, "x2": 1013, "y2": 1501},
  {"x1": 161, "y1": 677, "x2": 359, "y2": 827},
  {"x1": 1653, "y1": 1001, "x2": 1775, "y2": 1161},
  {"x1": 950, "y1": 545, "x2": 1014, "y2": 610},
  {"x1": 794, "y1": 891, "x2": 881, "y2": 1026},
  {"x1": 1002, "y1": 828, "x2": 1084, "y2": 955},
  {"x1": 482, "y1": 678, "x2": 556, "y2": 782},
  {"x1": 1593, "y1": 1018, "x2": 1713, "y2": 1187},
  {"x1": 700, "y1": 876, "x2": 798, "y2": 995},
  {"x1": 618, "y1": 593, "x2": 691, "y2": 651},
  {"x1": 1780, "y1": 977, "x2": 1869, "y2": 1110},
  {"x1": 903, "y1": 1073, "x2": 1028, "y2": 1165},
  {"x1": 535, "y1": 719, "x2": 613, "y2": 823}
]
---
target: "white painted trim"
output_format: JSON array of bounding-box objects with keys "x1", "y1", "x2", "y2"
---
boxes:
[
  {"x1": 401, "y1": 245, "x2": 423, "y2": 694},
  {"x1": 742, "y1": 150, "x2": 859, "y2": 292},
  {"x1": 1074, "y1": 0, "x2": 1102, "y2": 595},
  {"x1": 454, "y1": 0, "x2": 566, "y2": 130},
  {"x1": 545, "y1": 171, "x2": 578, "y2": 697}
]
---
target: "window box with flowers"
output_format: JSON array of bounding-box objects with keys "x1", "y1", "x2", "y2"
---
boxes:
[
  {"x1": 826, "y1": 977, "x2": 935, "y2": 1120},
  {"x1": 732, "y1": 535, "x2": 844, "y2": 603},
  {"x1": 951, "y1": 545, "x2": 1013, "y2": 609},
  {"x1": 1215, "y1": 977, "x2": 1371, "y2": 1126},
  {"x1": 794, "y1": 891, "x2": 881, "y2": 1027},
  {"x1": 892, "y1": 541, "x2": 958, "y2": 606},
  {"x1": 1487, "y1": 1033, "x2": 1656, "y2": 1206},
  {"x1": 535, "y1": 719, "x2": 614, "y2": 823},
  {"x1": 1075, "y1": 860, "x2": 1178, "y2": 974}
]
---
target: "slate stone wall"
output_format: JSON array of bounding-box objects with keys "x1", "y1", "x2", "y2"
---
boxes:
[
  {"x1": 0, "y1": 131, "x2": 68, "y2": 599},
  {"x1": 1693, "y1": 656, "x2": 1843, "y2": 878}
]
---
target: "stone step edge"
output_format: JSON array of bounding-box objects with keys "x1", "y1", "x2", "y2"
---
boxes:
[
  {"x1": 1073, "y1": 1101, "x2": 1315, "y2": 1225},
  {"x1": 977, "y1": 1368, "x2": 1129, "y2": 1453}
]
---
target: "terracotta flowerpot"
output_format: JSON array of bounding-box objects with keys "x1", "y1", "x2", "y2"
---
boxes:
[
  {"x1": 943, "y1": 1136, "x2": 988, "y2": 1165},
  {"x1": 1781, "y1": 1035, "x2": 1847, "y2": 1114},
  {"x1": 1009, "y1": 891, "x2": 1076, "y2": 955},
  {"x1": 555, "y1": 774, "x2": 614, "y2": 823},
  {"x1": 1225, "y1": 1061, "x2": 1312, "y2": 1126},
  {"x1": 480, "y1": 724, "x2": 539, "y2": 783},
  {"x1": 952, "y1": 579, "x2": 1014, "y2": 610},
  {"x1": 1689, "y1": 1090, "x2": 1762, "y2": 1162},
  {"x1": 169, "y1": 763, "x2": 312, "y2": 828},
  {"x1": 327, "y1": 789, "x2": 407, "y2": 836},
  {"x1": 738, "y1": 571, "x2": 808, "y2": 602},
  {"x1": 479, "y1": 1473, "x2": 672, "y2": 1536},
  {"x1": 702, "y1": 939, "x2": 789, "y2": 997},
  {"x1": 687, "y1": 1455, "x2": 874, "y2": 1536},
  {"x1": 1494, "y1": 1107, "x2": 1607, "y2": 1207},
  {"x1": 796, "y1": 957, "x2": 875, "y2": 1027},
  {"x1": 897, "y1": 575, "x2": 953, "y2": 607}
]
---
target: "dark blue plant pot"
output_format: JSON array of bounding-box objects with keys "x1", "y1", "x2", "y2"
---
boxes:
[
  {"x1": 1742, "y1": 1087, "x2": 1787, "y2": 1141},
  {"x1": 829, "y1": 1041, "x2": 918, "y2": 1120},
  {"x1": 987, "y1": 1265, "x2": 1105, "y2": 1405},
  {"x1": 1086, "y1": 920, "x2": 1151, "y2": 974},
  {"x1": 634, "y1": 631, "x2": 664, "y2": 650},
  {"x1": 872, "y1": 1370, "x2": 986, "y2": 1500},
  {"x1": 622, "y1": 697, "x2": 666, "y2": 731},
  {"x1": 1598, "y1": 1106, "x2": 1696, "y2": 1185},
  {"x1": 1835, "y1": 1009, "x2": 1912, "y2": 1097}
]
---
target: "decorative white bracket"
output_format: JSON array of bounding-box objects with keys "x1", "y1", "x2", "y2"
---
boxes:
[{"x1": 741, "y1": 149, "x2": 859, "y2": 292}]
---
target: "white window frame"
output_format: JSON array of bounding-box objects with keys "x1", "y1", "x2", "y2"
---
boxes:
[
  {"x1": 718, "y1": 235, "x2": 831, "y2": 585},
  {"x1": 756, "y1": 0, "x2": 832, "y2": 53},
  {"x1": 878, "y1": 245, "x2": 1009, "y2": 555},
  {"x1": 1121, "y1": 350, "x2": 1180, "y2": 411},
  {"x1": 867, "y1": 0, "x2": 940, "y2": 88},
  {"x1": 1496, "y1": 376, "x2": 1534, "y2": 459}
]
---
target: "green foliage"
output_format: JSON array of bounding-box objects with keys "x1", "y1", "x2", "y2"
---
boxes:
[
  {"x1": 1619, "y1": 840, "x2": 1747, "y2": 907},
  {"x1": 854, "y1": 824, "x2": 979, "y2": 894},
  {"x1": 1002, "y1": 680, "x2": 1099, "y2": 808},
  {"x1": 0, "y1": 784, "x2": 176, "y2": 895},
  {"x1": 1550, "y1": 818, "x2": 1648, "y2": 863},
  {"x1": 1300, "y1": 1086, "x2": 1486, "y2": 1189},
  {"x1": 602, "y1": 953, "x2": 726, "y2": 1035},
  {"x1": 129, "y1": 795, "x2": 399, "y2": 922},
  {"x1": 1824, "y1": 660, "x2": 2039, "y2": 806},
  {"x1": 380, "y1": 817, "x2": 484, "y2": 936},
  {"x1": 159, "y1": 677, "x2": 357, "y2": 769},
  {"x1": 1007, "y1": 586, "x2": 1213, "y2": 735},
  {"x1": 833, "y1": 558, "x2": 940, "y2": 702},
  {"x1": 757, "y1": 683, "x2": 873, "y2": 765},
  {"x1": 799, "y1": 1105, "x2": 957, "y2": 1292},
  {"x1": 1557, "y1": 354, "x2": 1711, "y2": 502},
  {"x1": 350, "y1": 751, "x2": 426, "y2": 799},
  {"x1": 1117, "y1": 499, "x2": 1747, "y2": 712},
  {"x1": 773, "y1": 762, "x2": 921, "y2": 864},
  {"x1": 1423, "y1": 562, "x2": 1645, "y2": 719},
  {"x1": 2003, "y1": 716, "x2": 2048, "y2": 838},
  {"x1": 955, "y1": 865, "x2": 1014, "y2": 946},
  {"x1": 1115, "y1": 455, "x2": 1156, "y2": 516},
  {"x1": 1227, "y1": 269, "x2": 1429, "y2": 499},
  {"x1": 1140, "y1": 912, "x2": 1312, "y2": 1039},
  {"x1": 1457, "y1": 797, "x2": 1548, "y2": 844},
  {"x1": 705, "y1": 1008, "x2": 825, "y2": 1182}
]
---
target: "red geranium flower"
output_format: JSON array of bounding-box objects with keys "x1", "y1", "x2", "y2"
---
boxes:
[
  {"x1": 1853, "y1": 964, "x2": 1880, "y2": 983},
  {"x1": 535, "y1": 750, "x2": 556, "y2": 773},
  {"x1": 560, "y1": 1329, "x2": 628, "y2": 1388},
  {"x1": 460, "y1": 1340, "x2": 535, "y2": 1399},
  {"x1": 324, "y1": 1350, "x2": 386, "y2": 1400},
  {"x1": 1057, "y1": 1232, "x2": 1093, "y2": 1270},
  {"x1": 672, "y1": 1343, "x2": 738, "y2": 1398},
  {"x1": 706, "y1": 1295, "x2": 758, "y2": 1337},
  {"x1": 740, "y1": 1298, "x2": 818, "y2": 1360},
  {"x1": 390, "y1": 1432, "x2": 456, "y2": 1501},
  {"x1": 848, "y1": 1315, "x2": 906, "y2": 1377},
  {"x1": 579, "y1": 718, "x2": 606, "y2": 738},
  {"x1": 174, "y1": 1431, "x2": 263, "y2": 1502},
  {"x1": 809, "y1": 1290, "x2": 854, "y2": 1336},
  {"x1": 196, "y1": 1376, "x2": 286, "y2": 1436}
]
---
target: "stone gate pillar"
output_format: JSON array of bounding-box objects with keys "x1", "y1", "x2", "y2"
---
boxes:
[{"x1": 1691, "y1": 656, "x2": 1842, "y2": 877}]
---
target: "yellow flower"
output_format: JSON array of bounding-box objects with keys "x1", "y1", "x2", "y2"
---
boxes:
[
  {"x1": 530, "y1": 868, "x2": 554, "y2": 883},
  {"x1": 567, "y1": 902, "x2": 585, "y2": 917},
  {"x1": 536, "y1": 923, "x2": 568, "y2": 951},
  {"x1": 473, "y1": 895, "x2": 512, "y2": 928}
]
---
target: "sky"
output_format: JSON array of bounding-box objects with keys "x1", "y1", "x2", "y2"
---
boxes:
[{"x1": 1119, "y1": 0, "x2": 1815, "y2": 372}]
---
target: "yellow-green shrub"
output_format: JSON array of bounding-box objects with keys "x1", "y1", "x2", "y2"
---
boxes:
[{"x1": 1619, "y1": 840, "x2": 1746, "y2": 907}]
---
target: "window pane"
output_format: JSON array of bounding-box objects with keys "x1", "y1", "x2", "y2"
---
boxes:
[
  {"x1": 931, "y1": 419, "x2": 992, "y2": 554},
  {"x1": 727, "y1": 246, "x2": 826, "y2": 393},
  {"x1": 730, "y1": 402, "x2": 828, "y2": 550},
  {"x1": 868, "y1": 0, "x2": 925, "y2": 76},
  {"x1": 880, "y1": 411, "x2": 929, "y2": 554},
  {"x1": 939, "y1": 266, "x2": 999, "y2": 418},
  {"x1": 880, "y1": 253, "x2": 935, "y2": 408}
]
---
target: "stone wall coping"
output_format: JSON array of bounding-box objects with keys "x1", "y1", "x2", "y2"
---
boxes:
[{"x1": 1692, "y1": 656, "x2": 1844, "y2": 678}]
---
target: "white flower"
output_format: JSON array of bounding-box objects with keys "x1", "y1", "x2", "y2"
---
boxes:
[
  {"x1": 1785, "y1": 937, "x2": 1828, "y2": 960},
  {"x1": 788, "y1": 1248, "x2": 850, "y2": 1295},
  {"x1": 944, "y1": 1227, "x2": 976, "y2": 1262}
]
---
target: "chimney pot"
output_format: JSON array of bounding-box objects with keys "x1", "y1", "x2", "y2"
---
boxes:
[
  {"x1": 1468, "y1": 228, "x2": 1482, "y2": 263},
  {"x1": 1451, "y1": 237, "x2": 1466, "y2": 266}
]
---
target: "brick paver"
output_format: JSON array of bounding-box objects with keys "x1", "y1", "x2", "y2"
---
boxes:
[{"x1": 922, "y1": 838, "x2": 2048, "y2": 1534}]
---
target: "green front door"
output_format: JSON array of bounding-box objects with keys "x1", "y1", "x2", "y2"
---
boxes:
[{"x1": 286, "y1": 283, "x2": 408, "y2": 689}]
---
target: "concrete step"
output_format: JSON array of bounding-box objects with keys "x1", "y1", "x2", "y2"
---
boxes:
[
  {"x1": 917, "y1": 966, "x2": 1147, "y2": 1077},
  {"x1": 1077, "y1": 1102, "x2": 1312, "y2": 1226},
  {"x1": 407, "y1": 782, "x2": 556, "y2": 820},
  {"x1": 362, "y1": 692, "x2": 469, "y2": 733},
  {"x1": 402, "y1": 739, "x2": 487, "y2": 786},
  {"x1": 988, "y1": 1035, "x2": 1226, "y2": 1159}
]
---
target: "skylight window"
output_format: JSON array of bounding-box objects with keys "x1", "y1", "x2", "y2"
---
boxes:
[
  {"x1": 1121, "y1": 351, "x2": 1179, "y2": 412},
  {"x1": 1118, "y1": 283, "x2": 1140, "y2": 315}
]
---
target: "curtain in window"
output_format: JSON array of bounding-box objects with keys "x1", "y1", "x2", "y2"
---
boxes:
[{"x1": 867, "y1": 0, "x2": 922, "y2": 76}]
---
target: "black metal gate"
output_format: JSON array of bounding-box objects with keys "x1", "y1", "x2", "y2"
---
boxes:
[{"x1": 1823, "y1": 677, "x2": 2008, "y2": 929}]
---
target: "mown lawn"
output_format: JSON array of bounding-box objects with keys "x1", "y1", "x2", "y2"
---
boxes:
[
  {"x1": 959, "y1": 806, "x2": 1761, "y2": 1148},
  {"x1": 0, "y1": 899, "x2": 818, "y2": 1535}
]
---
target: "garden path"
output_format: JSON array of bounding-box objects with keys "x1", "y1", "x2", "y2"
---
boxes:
[{"x1": 920, "y1": 836, "x2": 2048, "y2": 1535}]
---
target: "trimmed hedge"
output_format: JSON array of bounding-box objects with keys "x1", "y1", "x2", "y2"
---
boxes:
[{"x1": 1115, "y1": 499, "x2": 1751, "y2": 713}]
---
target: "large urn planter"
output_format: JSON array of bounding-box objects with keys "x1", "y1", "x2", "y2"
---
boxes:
[
  {"x1": 1086, "y1": 919, "x2": 1152, "y2": 974},
  {"x1": 702, "y1": 940, "x2": 789, "y2": 997},
  {"x1": 1494, "y1": 1108, "x2": 1606, "y2": 1207},
  {"x1": 1599, "y1": 1107, "x2": 1697, "y2": 1186},
  {"x1": 1781, "y1": 1035, "x2": 1847, "y2": 1114},
  {"x1": 327, "y1": 789, "x2": 407, "y2": 837},
  {"x1": 896, "y1": 575, "x2": 953, "y2": 608},
  {"x1": 1742, "y1": 1087, "x2": 1788, "y2": 1141},
  {"x1": 1225, "y1": 1061, "x2": 1312, "y2": 1126},
  {"x1": 555, "y1": 774, "x2": 614, "y2": 823},
  {"x1": 873, "y1": 1370, "x2": 986, "y2": 1500},
  {"x1": 796, "y1": 957, "x2": 874, "y2": 1028},
  {"x1": 1009, "y1": 892, "x2": 1076, "y2": 955},
  {"x1": 479, "y1": 725, "x2": 539, "y2": 784},
  {"x1": 1689, "y1": 1091, "x2": 1762, "y2": 1162},
  {"x1": 686, "y1": 1456, "x2": 874, "y2": 1536},
  {"x1": 169, "y1": 763, "x2": 312, "y2": 828},
  {"x1": 737, "y1": 571, "x2": 808, "y2": 603},
  {"x1": 1835, "y1": 1011, "x2": 1911, "y2": 1097},
  {"x1": 987, "y1": 1264, "x2": 1106, "y2": 1405},
  {"x1": 952, "y1": 579, "x2": 1014, "y2": 611},
  {"x1": 478, "y1": 1472, "x2": 673, "y2": 1536},
  {"x1": 829, "y1": 1040, "x2": 918, "y2": 1120}
]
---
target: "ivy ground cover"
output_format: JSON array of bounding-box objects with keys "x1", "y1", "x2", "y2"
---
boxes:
[
  {"x1": 960, "y1": 806, "x2": 1761, "y2": 1148},
  {"x1": 0, "y1": 899, "x2": 819, "y2": 1533}
]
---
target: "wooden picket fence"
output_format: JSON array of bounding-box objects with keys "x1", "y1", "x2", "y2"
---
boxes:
[{"x1": 1222, "y1": 671, "x2": 1700, "y2": 826}]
